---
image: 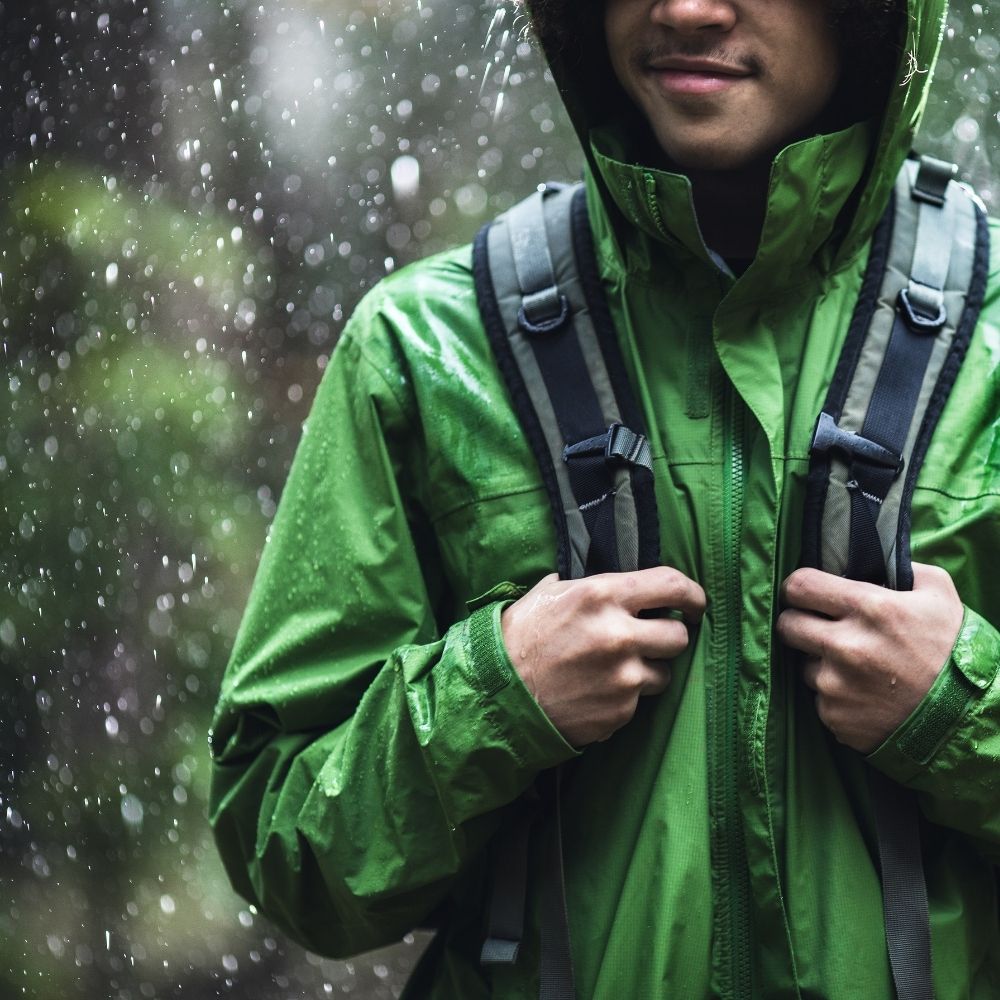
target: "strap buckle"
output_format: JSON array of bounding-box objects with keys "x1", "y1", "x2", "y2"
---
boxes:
[
  {"x1": 811, "y1": 412, "x2": 903, "y2": 473},
  {"x1": 563, "y1": 423, "x2": 652, "y2": 472}
]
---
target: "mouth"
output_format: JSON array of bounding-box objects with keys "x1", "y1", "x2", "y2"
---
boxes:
[{"x1": 646, "y1": 57, "x2": 755, "y2": 97}]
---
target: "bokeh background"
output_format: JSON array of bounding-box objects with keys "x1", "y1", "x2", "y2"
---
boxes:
[{"x1": 1, "y1": 1, "x2": 997, "y2": 997}]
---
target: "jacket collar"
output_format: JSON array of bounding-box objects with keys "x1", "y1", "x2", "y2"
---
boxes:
[{"x1": 589, "y1": 120, "x2": 874, "y2": 295}]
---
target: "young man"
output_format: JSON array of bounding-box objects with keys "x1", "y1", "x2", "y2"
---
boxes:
[{"x1": 210, "y1": 0, "x2": 1000, "y2": 996}]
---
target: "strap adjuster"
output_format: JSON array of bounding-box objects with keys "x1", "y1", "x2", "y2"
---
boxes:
[
  {"x1": 811, "y1": 412, "x2": 903, "y2": 473},
  {"x1": 605, "y1": 423, "x2": 652, "y2": 469},
  {"x1": 563, "y1": 424, "x2": 652, "y2": 472}
]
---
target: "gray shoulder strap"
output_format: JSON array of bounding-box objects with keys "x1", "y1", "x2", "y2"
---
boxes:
[
  {"x1": 472, "y1": 183, "x2": 662, "y2": 1000},
  {"x1": 474, "y1": 182, "x2": 658, "y2": 582},
  {"x1": 809, "y1": 154, "x2": 987, "y2": 590}
]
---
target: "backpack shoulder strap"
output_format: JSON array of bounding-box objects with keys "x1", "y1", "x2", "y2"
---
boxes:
[
  {"x1": 472, "y1": 183, "x2": 661, "y2": 1000},
  {"x1": 804, "y1": 153, "x2": 990, "y2": 589},
  {"x1": 473, "y1": 182, "x2": 660, "y2": 581},
  {"x1": 802, "y1": 155, "x2": 990, "y2": 1000}
]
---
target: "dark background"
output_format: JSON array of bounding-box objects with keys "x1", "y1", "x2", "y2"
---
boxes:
[{"x1": 1, "y1": 1, "x2": 996, "y2": 996}]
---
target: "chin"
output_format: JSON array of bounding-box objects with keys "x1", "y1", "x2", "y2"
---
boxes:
[{"x1": 657, "y1": 131, "x2": 776, "y2": 174}]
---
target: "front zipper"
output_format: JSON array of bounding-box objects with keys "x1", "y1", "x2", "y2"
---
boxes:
[{"x1": 711, "y1": 378, "x2": 753, "y2": 997}]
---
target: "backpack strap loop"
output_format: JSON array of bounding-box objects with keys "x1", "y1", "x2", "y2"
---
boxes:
[
  {"x1": 911, "y1": 155, "x2": 957, "y2": 206},
  {"x1": 898, "y1": 285, "x2": 946, "y2": 331},
  {"x1": 519, "y1": 288, "x2": 571, "y2": 335},
  {"x1": 508, "y1": 187, "x2": 572, "y2": 336}
]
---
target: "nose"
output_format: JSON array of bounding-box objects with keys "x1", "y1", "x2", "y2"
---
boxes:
[{"x1": 649, "y1": 0, "x2": 737, "y2": 33}]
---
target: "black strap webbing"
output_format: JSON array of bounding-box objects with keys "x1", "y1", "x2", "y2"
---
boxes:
[
  {"x1": 538, "y1": 769, "x2": 575, "y2": 999},
  {"x1": 870, "y1": 770, "x2": 934, "y2": 1000},
  {"x1": 480, "y1": 804, "x2": 535, "y2": 965}
]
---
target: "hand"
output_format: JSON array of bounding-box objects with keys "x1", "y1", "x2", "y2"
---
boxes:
[
  {"x1": 501, "y1": 567, "x2": 706, "y2": 747},
  {"x1": 777, "y1": 563, "x2": 964, "y2": 754}
]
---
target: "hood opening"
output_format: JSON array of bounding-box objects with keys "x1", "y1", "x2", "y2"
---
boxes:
[
  {"x1": 525, "y1": 0, "x2": 908, "y2": 168},
  {"x1": 521, "y1": 0, "x2": 935, "y2": 273}
]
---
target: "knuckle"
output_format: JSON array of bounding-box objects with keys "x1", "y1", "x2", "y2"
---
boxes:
[
  {"x1": 616, "y1": 661, "x2": 647, "y2": 692},
  {"x1": 585, "y1": 574, "x2": 617, "y2": 607},
  {"x1": 847, "y1": 636, "x2": 880, "y2": 673},
  {"x1": 861, "y1": 587, "x2": 890, "y2": 620},
  {"x1": 603, "y1": 622, "x2": 635, "y2": 658},
  {"x1": 815, "y1": 665, "x2": 843, "y2": 698},
  {"x1": 783, "y1": 570, "x2": 810, "y2": 606}
]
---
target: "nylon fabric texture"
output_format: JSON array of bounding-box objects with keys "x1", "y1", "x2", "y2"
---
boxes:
[{"x1": 209, "y1": 0, "x2": 1000, "y2": 996}]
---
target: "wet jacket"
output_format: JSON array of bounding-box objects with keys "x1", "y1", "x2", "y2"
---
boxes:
[{"x1": 210, "y1": 0, "x2": 1000, "y2": 995}]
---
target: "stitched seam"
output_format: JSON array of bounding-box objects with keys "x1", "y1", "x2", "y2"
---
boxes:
[{"x1": 908, "y1": 484, "x2": 1000, "y2": 502}]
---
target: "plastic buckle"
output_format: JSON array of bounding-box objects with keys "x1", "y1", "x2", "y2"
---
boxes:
[
  {"x1": 563, "y1": 424, "x2": 652, "y2": 471},
  {"x1": 898, "y1": 286, "x2": 946, "y2": 333},
  {"x1": 811, "y1": 412, "x2": 903, "y2": 472},
  {"x1": 605, "y1": 423, "x2": 652, "y2": 470}
]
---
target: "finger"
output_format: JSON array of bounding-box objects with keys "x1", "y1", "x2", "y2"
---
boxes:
[
  {"x1": 607, "y1": 566, "x2": 707, "y2": 621},
  {"x1": 777, "y1": 607, "x2": 834, "y2": 659},
  {"x1": 632, "y1": 616, "x2": 692, "y2": 660},
  {"x1": 781, "y1": 568, "x2": 882, "y2": 618},
  {"x1": 799, "y1": 656, "x2": 822, "y2": 692}
]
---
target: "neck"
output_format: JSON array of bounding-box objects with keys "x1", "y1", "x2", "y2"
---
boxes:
[{"x1": 686, "y1": 160, "x2": 773, "y2": 262}]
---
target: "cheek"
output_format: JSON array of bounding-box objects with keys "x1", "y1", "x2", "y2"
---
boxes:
[{"x1": 786, "y1": 39, "x2": 841, "y2": 122}]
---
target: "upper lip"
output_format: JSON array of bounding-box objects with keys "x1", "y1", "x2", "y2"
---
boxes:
[{"x1": 648, "y1": 56, "x2": 752, "y2": 76}]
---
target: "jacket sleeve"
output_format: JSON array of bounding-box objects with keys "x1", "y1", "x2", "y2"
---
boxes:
[
  {"x1": 867, "y1": 605, "x2": 1000, "y2": 862},
  {"x1": 208, "y1": 298, "x2": 577, "y2": 958}
]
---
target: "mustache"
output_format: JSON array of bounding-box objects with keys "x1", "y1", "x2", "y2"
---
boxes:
[{"x1": 632, "y1": 42, "x2": 764, "y2": 77}]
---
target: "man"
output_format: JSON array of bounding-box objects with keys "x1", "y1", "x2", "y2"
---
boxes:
[{"x1": 210, "y1": 0, "x2": 1000, "y2": 996}]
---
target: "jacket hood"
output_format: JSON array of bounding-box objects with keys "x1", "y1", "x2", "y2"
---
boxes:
[{"x1": 523, "y1": 0, "x2": 950, "y2": 282}]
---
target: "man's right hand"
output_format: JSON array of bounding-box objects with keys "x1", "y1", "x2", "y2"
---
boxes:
[{"x1": 500, "y1": 567, "x2": 706, "y2": 747}]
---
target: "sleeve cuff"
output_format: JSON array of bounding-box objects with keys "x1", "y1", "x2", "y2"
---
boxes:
[
  {"x1": 867, "y1": 606, "x2": 1000, "y2": 783},
  {"x1": 461, "y1": 599, "x2": 580, "y2": 769}
]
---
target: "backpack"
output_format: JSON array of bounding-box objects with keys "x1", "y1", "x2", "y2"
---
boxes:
[{"x1": 470, "y1": 156, "x2": 990, "y2": 1000}]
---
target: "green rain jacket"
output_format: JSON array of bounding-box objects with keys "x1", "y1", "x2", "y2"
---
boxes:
[{"x1": 210, "y1": 0, "x2": 1000, "y2": 995}]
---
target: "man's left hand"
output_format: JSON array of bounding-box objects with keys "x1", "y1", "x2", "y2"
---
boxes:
[{"x1": 777, "y1": 563, "x2": 965, "y2": 754}]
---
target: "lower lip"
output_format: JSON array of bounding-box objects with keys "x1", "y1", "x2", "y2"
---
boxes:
[{"x1": 652, "y1": 70, "x2": 748, "y2": 95}]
